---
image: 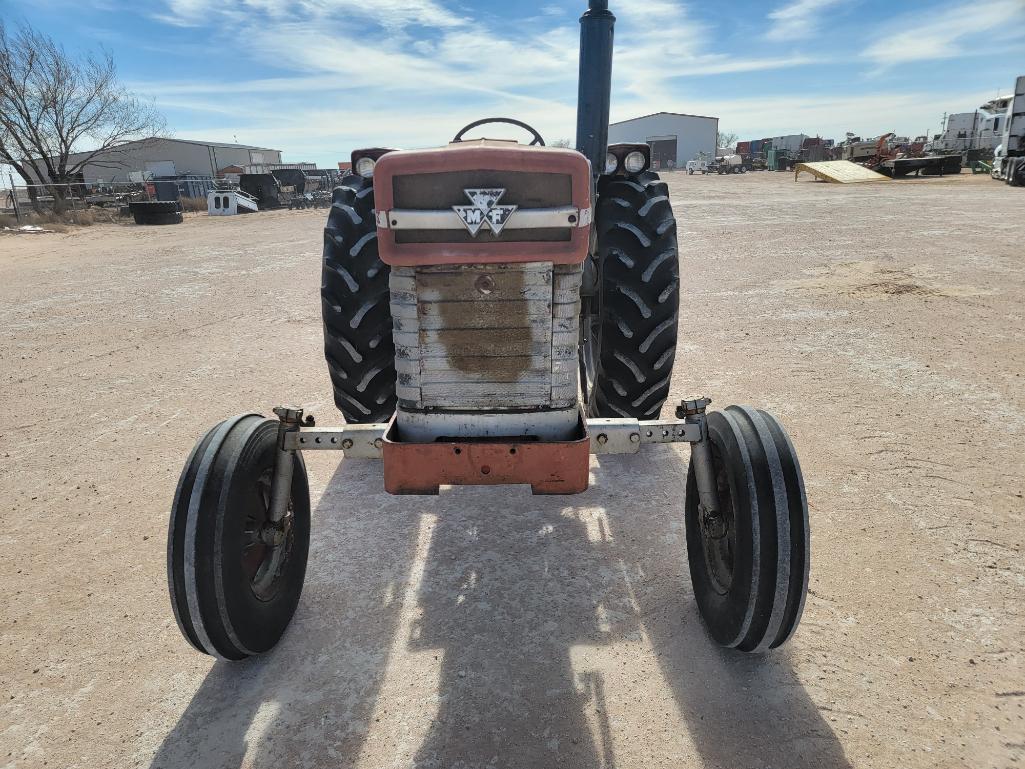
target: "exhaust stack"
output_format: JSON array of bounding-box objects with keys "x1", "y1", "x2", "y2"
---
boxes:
[{"x1": 575, "y1": 0, "x2": 615, "y2": 176}]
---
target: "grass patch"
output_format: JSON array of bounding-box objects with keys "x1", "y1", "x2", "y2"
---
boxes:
[
  {"x1": 0, "y1": 207, "x2": 121, "y2": 229},
  {"x1": 181, "y1": 196, "x2": 208, "y2": 213}
]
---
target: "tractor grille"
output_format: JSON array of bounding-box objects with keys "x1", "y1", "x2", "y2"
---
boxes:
[
  {"x1": 392, "y1": 170, "x2": 573, "y2": 244},
  {"x1": 391, "y1": 261, "x2": 580, "y2": 411}
]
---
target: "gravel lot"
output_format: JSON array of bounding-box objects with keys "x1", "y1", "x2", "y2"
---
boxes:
[{"x1": 1, "y1": 170, "x2": 1022, "y2": 769}]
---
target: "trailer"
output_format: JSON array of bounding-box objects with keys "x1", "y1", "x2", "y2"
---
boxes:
[{"x1": 877, "y1": 155, "x2": 962, "y2": 178}]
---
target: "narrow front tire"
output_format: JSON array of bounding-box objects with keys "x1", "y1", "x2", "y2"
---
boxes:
[
  {"x1": 168, "y1": 415, "x2": 311, "y2": 659},
  {"x1": 685, "y1": 406, "x2": 809, "y2": 652}
]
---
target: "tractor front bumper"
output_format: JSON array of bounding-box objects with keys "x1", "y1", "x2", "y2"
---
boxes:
[{"x1": 274, "y1": 401, "x2": 709, "y2": 496}]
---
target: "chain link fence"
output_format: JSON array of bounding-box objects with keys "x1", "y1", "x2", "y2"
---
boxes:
[{"x1": 1, "y1": 177, "x2": 223, "y2": 223}]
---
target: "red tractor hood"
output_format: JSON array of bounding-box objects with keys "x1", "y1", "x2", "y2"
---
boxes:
[{"x1": 373, "y1": 140, "x2": 592, "y2": 267}]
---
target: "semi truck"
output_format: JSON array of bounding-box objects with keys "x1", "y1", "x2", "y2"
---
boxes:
[{"x1": 992, "y1": 76, "x2": 1025, "y2": 186}]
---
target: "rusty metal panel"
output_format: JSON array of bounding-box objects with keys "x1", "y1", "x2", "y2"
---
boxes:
[
  {"x1": 382, "y1": 414, "x2": 590, "y2": 495},
  {"x1": 393, "y1": 170, "x2": 572, "y2": 209},
  {"x1": 390, "y1": 260, "x2": 581, "y2": 414}
]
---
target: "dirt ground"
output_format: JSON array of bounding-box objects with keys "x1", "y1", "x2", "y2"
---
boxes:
[{"x1": 1, "y1": 170, "x2": 1022, "y2": 769}]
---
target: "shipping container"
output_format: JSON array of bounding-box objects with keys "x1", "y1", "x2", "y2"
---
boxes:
[
  {"x1": 750, "y1": 139, "x2": 763, "y2": 154},
  {"x1": 736, "y1": 141, "x2": 751, "y2": 155},
  {"x1": 770, "y1": 134, "x2": 809, "y2": 154}
]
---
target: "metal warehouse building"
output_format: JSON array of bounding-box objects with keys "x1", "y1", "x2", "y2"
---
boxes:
[
  {"x1": 607, "y1": 112, "x2": 718, "y2": 170},
  {"x1": 34, "y1": 137, "x2": 284, "y2": 185}
]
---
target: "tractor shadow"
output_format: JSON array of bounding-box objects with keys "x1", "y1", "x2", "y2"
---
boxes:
[
  {"x1": 595, "y1": 448, "x2": 852, "y2": 769},
  {"x1": 150, "y1": 446, "x2": 850, "y2": 769},
  {"x1": 148, "y1": 455, "x2": 423, "y2": 769},
  {"x1": 598, "y1": 449, "x2": 852, "y2": 769}
]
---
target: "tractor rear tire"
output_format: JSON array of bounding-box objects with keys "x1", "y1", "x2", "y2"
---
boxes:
[
  {"x1": 321, "y1": 174, "x2": 396, "y2": 423},
  {"x1": 582, "y1": 171, "x2": 679, "y2": 419},
  {"x1": 685, "y1": 406, "x2": 809, "y2": 652}
]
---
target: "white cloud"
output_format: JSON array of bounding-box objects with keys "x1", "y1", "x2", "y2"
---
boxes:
[
  {"x1": 605, "y1": 0, "x2": 817, "y2": 97},
  {"x1": 143, "y1": 0, "x2": 815, "y2": 100},
  {"x1": 765, "y1": 0, "x2": 842, "y2": 41},
  {"x1": 138, "y1": 0, "x2": 821, "y2": 164},
  {"x1": 158, "y1": 0, "x2": 468, "y2": 29},
  {"x1": 863, "y1": 0, "x2": 1025, "y2": 66},
  {"x1": 175, "y1": 88, "x2": 1002, "y2": 165},
  {"x1": 613, "y1": 89, "x2": 996, "y2": 144}
]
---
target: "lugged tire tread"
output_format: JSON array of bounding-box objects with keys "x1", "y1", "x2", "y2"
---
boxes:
[
  {"x1": 321, "y1": 174, "x2": 396, "y2": 423},
  {"x1": 588, "y1": 171, "x2": 680, "y2": 418}
]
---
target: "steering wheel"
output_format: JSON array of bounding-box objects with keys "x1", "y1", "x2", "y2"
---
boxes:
[{"x1": 452, "y1": 118, "x2": 546, "y2": 146}]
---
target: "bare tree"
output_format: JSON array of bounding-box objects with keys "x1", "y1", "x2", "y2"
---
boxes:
[
  {"x1": 0, "y1": 22, "x2": 165, "y2": 211},
  {"x1": 717, "y1": 130, "x2": 739, "y2": 150}
]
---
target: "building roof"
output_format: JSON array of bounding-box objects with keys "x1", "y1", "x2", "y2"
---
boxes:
[
  {"x1": 610, "y1": 111, "x2": 718, "y2": 125},
  {"x1": 118, "y1": 137, "x2": 280, "y2": 152}
]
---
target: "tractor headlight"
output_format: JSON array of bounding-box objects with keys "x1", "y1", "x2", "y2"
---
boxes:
[
  {"x1": 624, "y1": 150, "x2": 647, "y2": 173},
  {"x1": 355, "y1": 156, "x2": 377, "y2": 178},
  {"x1": 604, "y1": 152, "x2": 619, "y2": 175}
]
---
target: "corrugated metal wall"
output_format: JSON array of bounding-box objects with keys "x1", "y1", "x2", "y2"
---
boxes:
[
  {"x1": 48, "y1": 140, "x2": 284, "y2": 184},
  {"x1": 607, "y1": 113, "x2": 718, "y2": 167}
]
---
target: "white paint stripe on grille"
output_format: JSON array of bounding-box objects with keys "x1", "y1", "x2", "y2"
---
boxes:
[{"x1": 379, "y1": 206, "x2": 589, "y2": 230}]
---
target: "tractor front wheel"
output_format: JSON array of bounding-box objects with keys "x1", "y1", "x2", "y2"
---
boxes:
[
  {"x1": 685, "y1": 406, "x2": 809, "y2": 652},
  {"x1": 168, "y1": 415, "x2": 311, "y2": 659},
  {"x1": 581, "y1": 171, "x2": 679, "y2": 419}
]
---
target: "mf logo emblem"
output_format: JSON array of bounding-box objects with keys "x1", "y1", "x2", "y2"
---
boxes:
[{"x1": 453, "y1": 188, "x2": 517, "y2": 236}]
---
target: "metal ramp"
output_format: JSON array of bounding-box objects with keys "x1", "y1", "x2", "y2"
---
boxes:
[
  {"x1": 234, "y1": 190, "x2": 259, "y2": 212},
  {"x1": 794, "y1": 161, "x2": 889, "y2": 184}
]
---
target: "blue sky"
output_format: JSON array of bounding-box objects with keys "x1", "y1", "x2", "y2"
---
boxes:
[{"x1": 2, "y1": 0, "x2": 1024, "y2": 169}]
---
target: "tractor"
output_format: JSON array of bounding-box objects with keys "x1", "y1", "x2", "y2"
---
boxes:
[{"x1": 167, "y1": 0, "x2": 809, "y2": 661}]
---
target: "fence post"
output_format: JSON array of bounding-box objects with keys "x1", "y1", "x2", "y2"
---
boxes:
[{"x1": 7, "y1": 172, "x2": 21, "y2": 224}]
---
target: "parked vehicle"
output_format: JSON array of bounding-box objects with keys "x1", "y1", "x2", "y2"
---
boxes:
[
  {"x1": 686, "y1": 154, "x2": 712, "y2": 174},
  {"x1": 991, "y1": 76, "x2": 1025, "y2": 186},
  {"x1": 716, "y1": 154, "x2": 746, "y2": 174}
]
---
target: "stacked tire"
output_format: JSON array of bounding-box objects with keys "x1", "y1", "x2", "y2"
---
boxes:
[{"x1": 129, "y1": 201, "x2": 183, "y2": 225}]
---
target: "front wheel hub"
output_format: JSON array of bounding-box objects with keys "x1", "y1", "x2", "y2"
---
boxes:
[
  {"x1": 699, "y1": 505, "x2": 727, "y2": 540},
  {"x1": 259, "y1": 522, "x2": 288, "y2": 547}
]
